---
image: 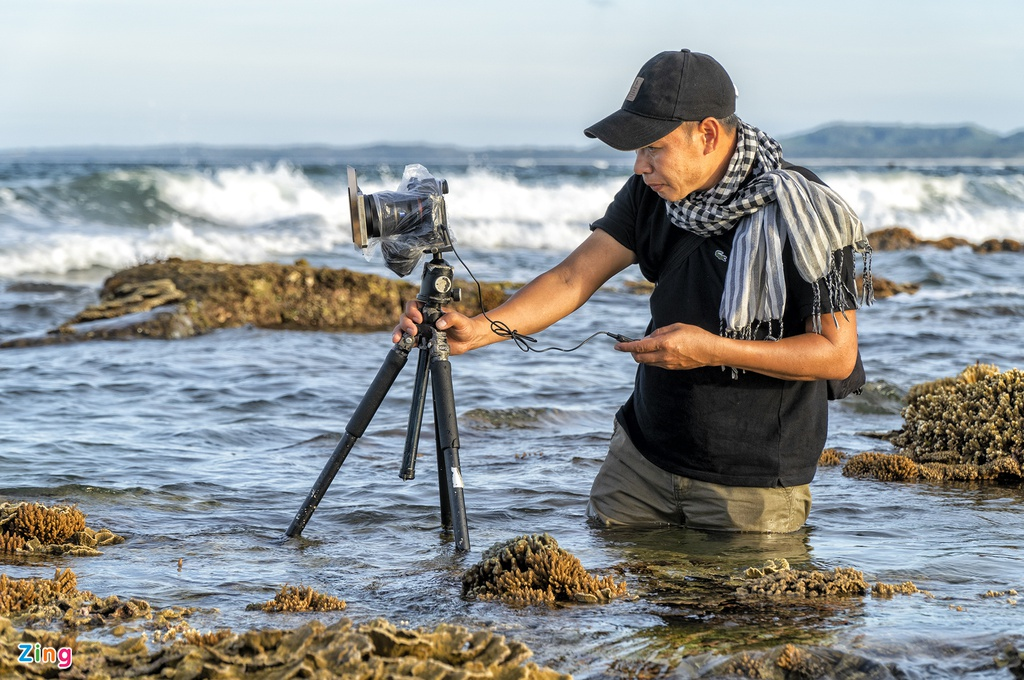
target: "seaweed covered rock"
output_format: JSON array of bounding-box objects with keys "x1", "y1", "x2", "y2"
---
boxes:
[
  {"x1": 0, "y1": 258, "x2": 512, "y2": 347},
  {"x1": 246, "y1": 584, "x2": 347, "y2": 613},
  {"x1": 462, "y1": 533, "x2": 628, "y2": 606},
  {"x1": 0, "y1": 502, "x2": 124, "y2": 556},
  {"x1": 867, "y1": 227, "x2": 1023, "y2": 254}
]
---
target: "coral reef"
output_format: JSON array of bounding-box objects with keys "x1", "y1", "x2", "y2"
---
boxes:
[
  {"x1": 842, "y1": 452, "x2": 921, "y2": 481},
  {"x1": 845, "y1": 363, "x2": 1024, "y2": 484},
  {"x1": 740, "y1": 561, "x2": 934, "y2": 605},
  {"x1": 462, "y1": 533, "x2": 628, "y2": 606},
  {"x1": 247, "y1": 584, "x2": 347, "y2": 613},
  {"x1": 708, "y1": 643, "x2": 898, "y2": 679},
  {"x1": 737, "y1": 561, "x2": 869, "y2": 599},
  {"x1": 0, "y1": 533, "x2": 25, "y2": 554},
  {"x1": 0, "y1": 617, "x2": 570, "y2": 679},
  {"x1": 0, "y1": 569, "x2": 78, "y2": 616},
  {"x1": 6, "y1": 502, "x2": 85, "y2": 545},
  {"x1": 897, "y1": 366, "x2": 1024, "y2": 477},
  {"x1": 817, "y1": 448, "x2": 846, "y2": 467},
  {"x1": 872, "y1": 581, "x2": 929, "y2": 598},
  {"x1": 1, "y1": 566, "x2": 196, "y2": 635},
  {"x1": 0, "y1": 502, "x2": 124, "y2": 556}
]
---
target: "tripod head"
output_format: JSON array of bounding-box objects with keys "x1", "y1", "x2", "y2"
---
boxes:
[{"x1": 416, "y1": 253, "x2": 461, "y2": 328}]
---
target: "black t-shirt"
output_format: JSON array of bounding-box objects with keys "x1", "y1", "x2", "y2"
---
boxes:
[{"x1": 591, "y1": 171, "x2": 856, "y2": 487}]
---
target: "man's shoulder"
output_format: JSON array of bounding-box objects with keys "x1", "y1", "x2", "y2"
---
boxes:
[{"x1": 780, "y1": 161, "x2": 825, "y2": 186}]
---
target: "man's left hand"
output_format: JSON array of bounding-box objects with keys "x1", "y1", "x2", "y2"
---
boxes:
[{"x1": 614, "y1": 323, "x2": 718, "y2": 370}]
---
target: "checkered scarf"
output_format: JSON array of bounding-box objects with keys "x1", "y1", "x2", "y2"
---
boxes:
[{"x1": 667, "y1": 120, "x2": 872, "y2": 338}]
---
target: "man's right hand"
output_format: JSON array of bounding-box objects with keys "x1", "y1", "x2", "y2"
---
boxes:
[{"x1": 392, "y1": 300, "x2": 482, "y2": 356}]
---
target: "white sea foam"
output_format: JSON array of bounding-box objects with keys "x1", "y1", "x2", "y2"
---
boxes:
[
  {"x1": 152, "y1": 163, "x2": 351, "y2": 227},
  {"x1": 820, "y1": 169, "x2": 1024, "y2": 242},
  {"x1": 3, "y1": 162, "x2": 1024, "y2": 278}
]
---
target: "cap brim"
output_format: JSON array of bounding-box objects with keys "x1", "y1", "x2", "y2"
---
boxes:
[{"x1": 584, "y1": 109, "x2": 682, "y2": 151}]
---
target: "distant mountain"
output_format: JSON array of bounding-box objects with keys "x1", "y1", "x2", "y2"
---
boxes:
[
  {"x1": 4, "y1": 124, "x2": 1023, "y2": 164},
  {"x1": 779, "y1": 124, "x2": 1024, "y2": 159},
  {"x1": 0, "y1": 143, "x2": 628, "y2": 167}
]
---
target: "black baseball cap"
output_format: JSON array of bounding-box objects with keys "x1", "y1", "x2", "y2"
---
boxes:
[{"x1": 584, "y1": 49, "x2": 736, "y2": 151}]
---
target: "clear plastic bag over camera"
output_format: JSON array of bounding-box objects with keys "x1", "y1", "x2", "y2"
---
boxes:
[{"x1": 364, "y1": 164, "x2": 451, "y2": 277}]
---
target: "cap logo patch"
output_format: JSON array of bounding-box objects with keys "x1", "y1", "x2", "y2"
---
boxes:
[{"x1": 626, "y1": 76, "x2": 644, "y2": 102}]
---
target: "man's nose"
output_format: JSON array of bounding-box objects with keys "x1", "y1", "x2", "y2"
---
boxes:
[{"x1": 633, "y1": 152, "x2": 650, "y2": 175}]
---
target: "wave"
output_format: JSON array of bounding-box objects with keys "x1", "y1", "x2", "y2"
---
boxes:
[
  {"x1": 820, "y1": 168, "x2": 1024, "y2": 242},
  {"x1": 2, "y1": 160, "x2": 1024, "y2": 278}
]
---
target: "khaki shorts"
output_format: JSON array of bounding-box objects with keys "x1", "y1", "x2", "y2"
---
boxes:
[{"x1": 587, "y1": 421, "x2": 811, "y2": 533}]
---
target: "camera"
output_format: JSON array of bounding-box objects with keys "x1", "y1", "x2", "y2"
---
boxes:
[{"x1": 348, "y1": 164, "x2": 452, "y2": 277}]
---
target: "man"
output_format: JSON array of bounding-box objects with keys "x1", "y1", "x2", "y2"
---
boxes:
[{"x1": 394, "y1": 49, "x2": 871, "y2": 533}]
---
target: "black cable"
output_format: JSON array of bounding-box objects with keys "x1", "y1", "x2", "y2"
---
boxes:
[{"x1": 448, "y1": 242, "x2": 637, "y2": 353}]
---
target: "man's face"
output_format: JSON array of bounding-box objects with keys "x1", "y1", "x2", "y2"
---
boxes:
[{"x1": 632, "y1": 122, "x2": 716, "y2": 203}]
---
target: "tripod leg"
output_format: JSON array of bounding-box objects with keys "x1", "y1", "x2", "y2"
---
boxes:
[
  {"x1": 286, "y1": 341, "x2": 411, "y2": 538},
  {"x1": 400, "y1": 346, "x2": 431, "y2": 481},
  {"x1": 428, "y1": 339, "x2": 470, "y2": 552},
  {"x1": 433, "y1": 402, "x2": 451, "y2": 530}
]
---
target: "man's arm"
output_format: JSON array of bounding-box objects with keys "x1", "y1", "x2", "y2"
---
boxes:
[
  {"x1": 393, "y1": 229, "x2": 636, "y2": 355},
  {"x1": 617, "y1": 310, "x2": 858, "y2": 381}
]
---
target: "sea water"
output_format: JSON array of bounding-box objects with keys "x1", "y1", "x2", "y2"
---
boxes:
[{"x1": 1, "y1": 149, "x2": 1023, "y2": 677}]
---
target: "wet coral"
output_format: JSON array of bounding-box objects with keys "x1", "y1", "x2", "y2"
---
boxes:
[
  {"x1": 744, "y1": 558, "x2": 791, "y2": 579},
  {"x1": 0, "y1": 532, "x2": 25, "y2": 553},
  {"x1": 983, "y1": 589, "x2": 1019, "y2": 600},
  {"x1": 0, "y1": 501, "x2": 124, "y2": 556},
  {"x1": 842, "y1": 452, "x2": 921, "y2": 481},
  {"x1": 0, "y1": 617, "x2": 570, "y2": 679},
  {"x1": 246, "y1": 584, "x2": 347, "y2": 613},
  {"x1": 462, "y1": 533, "x2": 628, "y2": 606},
  {"x1": 710, "y1": 643, "x2": 897, "y2": 679},
  {"x1": 0, "y1": 566, "x2": 197, "y2": 636},
  {"x1": 817, "y1": 448, "x2": 846, "y2": 467},
  {"x1": 872, "y1": 581, "x2": 928, "y2": 598},
  {"x1": 737, "y1": 563, "x2": 868, "y2": 599},
  {"x1": 890, "y1": 363, "x2": 1024, "y2": 482},
  {"x1": 0, "y1": 568, "x2": 78, "y2": 616},
  {"x1": 7, "y1": 502, "x2": 85, "y2": 545},
  {"x1": 182, "y1": 629, "x2": 234, "y2": 646}
]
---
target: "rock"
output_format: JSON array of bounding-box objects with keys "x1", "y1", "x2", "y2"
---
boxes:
[
  {"x1": 70, "y1": 278, "x2": 187, "y2": 322},
  {"x1": 867, "y1": 275, "x2": 920, "y2": 298},
  {"x1": 868, "y1": 227, "x2": 1023, "y2": 253},
  {"x1": 1, "y1": 259, "x2": 511, "y2": 347}
]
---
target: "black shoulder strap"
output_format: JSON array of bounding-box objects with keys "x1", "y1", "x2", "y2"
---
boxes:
[{"x1": 662, "y1": 231, "x2": 705, "y2": 278}]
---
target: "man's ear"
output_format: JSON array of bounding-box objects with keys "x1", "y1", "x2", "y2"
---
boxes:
[{"x1": 698, "y1": 117, "x2": 722, "y2": 155}]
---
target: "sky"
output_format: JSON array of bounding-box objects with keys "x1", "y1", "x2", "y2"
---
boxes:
[{"x1": 2, "y1": 0, "x2": 1023, "y2": 150}]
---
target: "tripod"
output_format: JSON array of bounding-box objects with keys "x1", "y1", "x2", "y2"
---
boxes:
[{"x1": 285, "y1": 252, "x2": 471, "y2": 552}]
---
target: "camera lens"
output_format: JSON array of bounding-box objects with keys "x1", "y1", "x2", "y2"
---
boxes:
[{"x1": 368, "y1": 192, "x2": 433, "y2": 239}]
